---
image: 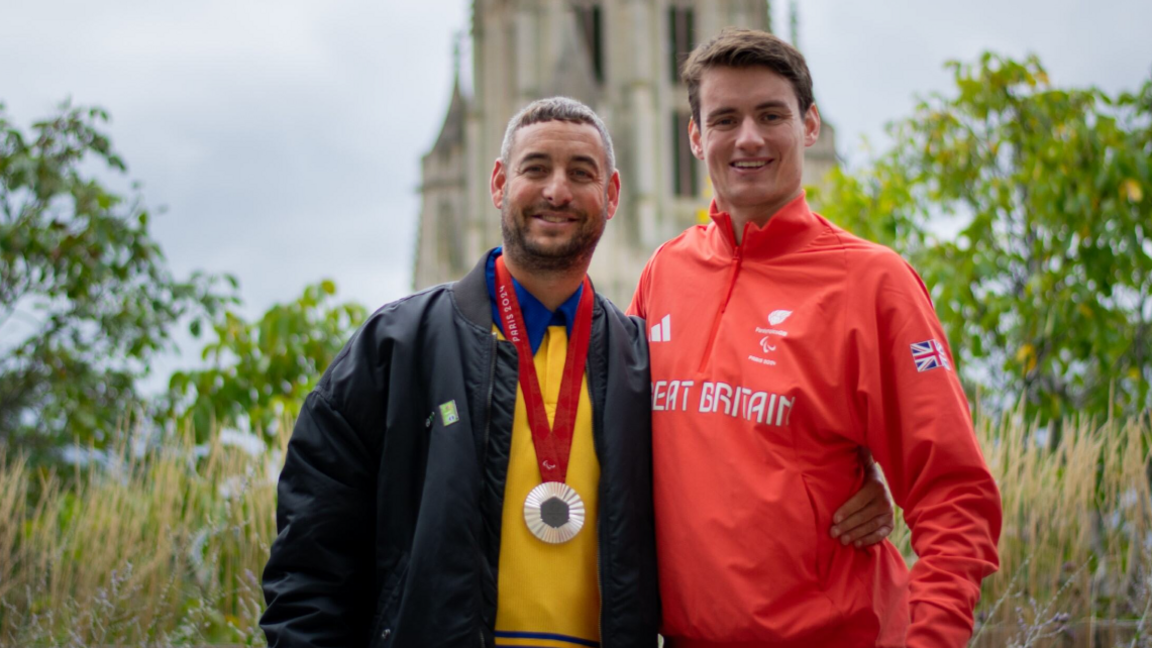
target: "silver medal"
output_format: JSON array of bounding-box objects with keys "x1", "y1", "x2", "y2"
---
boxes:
[{"x1": 523, "y1": 481, "x2": 585, "y2": 544}]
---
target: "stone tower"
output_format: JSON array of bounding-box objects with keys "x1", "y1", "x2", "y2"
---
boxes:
[{"x1": 413, "y1": 0, "x2": 838, "y2": 305}]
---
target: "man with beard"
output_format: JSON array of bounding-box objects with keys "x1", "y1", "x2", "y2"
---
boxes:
[
  {"x1": 261, "y1": 97, "x2": 890, "y2": 648},
  {"x1": 262, "y1": 97, "x2": 657, "y2": 647}
]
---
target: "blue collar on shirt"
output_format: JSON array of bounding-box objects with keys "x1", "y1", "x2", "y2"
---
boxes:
[{"x1": 486, "y1": 248, "x2": 584, "y2": 355}]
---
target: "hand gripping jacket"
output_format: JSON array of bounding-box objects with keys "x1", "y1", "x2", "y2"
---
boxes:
[
  {"x1": 629, "y1": 195, "x2": 1001, "y2": 648},
  {"x1": 261, "y1": 253, "x2": 659, "y2": 648}
]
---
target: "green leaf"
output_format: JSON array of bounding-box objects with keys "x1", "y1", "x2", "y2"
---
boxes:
[
  {"x1": 819, "y1": 52, "x2": 1152, "y2": 424},
  {"x1": 0, "y1": 101, "x2": 238, "y2": 464},
  {"x1": 165, "y1": 280, "x2": 365, "y2": 443}
]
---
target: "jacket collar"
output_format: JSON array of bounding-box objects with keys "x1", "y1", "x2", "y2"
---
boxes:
[
  {"x1": 708, "y1": 192, "x2": 824, "y2": 260},
  {"x1": 453, "y1": 252, "x2": 494, "y2": 331},
  {"x1": 453, "y1": 248, "x2": 602, "y2": 332}
]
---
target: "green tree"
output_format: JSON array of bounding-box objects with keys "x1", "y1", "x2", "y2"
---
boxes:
[
  {"x1": 0, "y1": 101, "x2": 234, "y2": 461},
  {"x1": 166, "y1": 280, "x2": 366, "y2": 442},
  {"x1": 817, "y1": 53, "x2": 1151, "y2": 422}
]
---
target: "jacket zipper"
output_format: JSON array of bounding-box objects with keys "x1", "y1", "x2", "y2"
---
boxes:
[
  {"x1": 597, "y1": 541, "x2": 604, "y2": 643},
  {"x1": 697, "y1": 223, "x2": 749, "y2": 373},
  {"x1": 478, "y1": 332, "x2": 498, "y2": 648},
  {"x1": 482, "y1": 331, "x2": 498, "y2": 465},
  {"x1": 584, "y1": 319, "x2": 606, "y2": 646}
]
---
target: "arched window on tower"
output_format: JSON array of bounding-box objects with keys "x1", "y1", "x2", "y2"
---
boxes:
[
  {"x1": 671, "y1": 110, "x2": 698, "y2": 197},
  {"x1": 438, "y1": 201, "x2": 465, "y2": 278},
  {"x1": 573, "y1": 3, "x2": 604, "y2": 83},
  {"x1": 668, "y1": 5, "x2": 694, "y2": 83}
]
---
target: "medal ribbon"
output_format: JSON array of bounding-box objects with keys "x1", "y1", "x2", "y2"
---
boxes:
[{"x1": 494, "y1": 255, "x2": 594, "y2": 484}]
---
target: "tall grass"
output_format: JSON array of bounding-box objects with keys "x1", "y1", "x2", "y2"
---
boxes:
[
  {"x1": 888, "y1": 409, "x2": 1152, "y2": 647},
  {"x1": 0, "y1": 424, "x2": 288, "y2": 647},
  {"x1": 987, "y1": 411, "x2": 1151, "y2": 634},
  {"x1": 1, "y1": 412, "x2": 1150, "y2": 646}
]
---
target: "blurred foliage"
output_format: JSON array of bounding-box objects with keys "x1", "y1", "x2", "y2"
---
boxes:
[
  {"x1": 166, "y1": 280, "x2": 366, "y2": 443},
  {"x1": 0, "y1": 421, "x2": 288, "y2": 646},
  {"x1": 5, "y1": 409, "x2": 1151, "y2": 645},
  {"x1": 0, "y1": 101, "x2": 235, "y2": 463},
  {"x1": 817, "y1": 53, "x2": 1152, "y2": 423}
]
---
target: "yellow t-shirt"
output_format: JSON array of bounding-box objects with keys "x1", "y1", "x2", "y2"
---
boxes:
[{"x1": 494, "y1": 325, "x2": 601, "y2": 648}]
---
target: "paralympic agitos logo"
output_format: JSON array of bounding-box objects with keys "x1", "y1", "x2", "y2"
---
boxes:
[{"x1": 756, "y1": 309, "x2": 793, "y2": 356}]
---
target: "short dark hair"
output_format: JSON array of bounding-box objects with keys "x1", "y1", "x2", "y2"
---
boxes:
[
  {"x1": 500, "y1": 97, "x2": 616, "y2": 172},
  {"x1": 682, "y1": 28, "x2": 815, "y2": 127}
]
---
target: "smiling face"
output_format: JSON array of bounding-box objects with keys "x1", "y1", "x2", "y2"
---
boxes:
[
  {"x1": 490, "y1": 120, "x2": 620, "y2": 273},
  {"x1": 690, "y1": 65, "x2": 820, "y2": 226}
]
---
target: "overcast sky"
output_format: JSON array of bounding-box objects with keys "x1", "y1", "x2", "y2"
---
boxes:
[{"x1": 3, "y1": 0, "x2": 1150, "y2": 379}]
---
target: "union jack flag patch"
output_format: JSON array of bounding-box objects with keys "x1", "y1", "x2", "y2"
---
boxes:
[{"x1": 910, "y1": 339, "x2": 951, "y2": 373}]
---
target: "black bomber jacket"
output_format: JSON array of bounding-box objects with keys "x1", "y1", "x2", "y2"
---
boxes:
[{"x1": 261, "y1": 253, "x2": 659, "y2": 647}]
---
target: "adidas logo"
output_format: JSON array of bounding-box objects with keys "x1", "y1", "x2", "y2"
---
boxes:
[{"x1": 649, "y1": 314, "x2": 672, "y2": 343}]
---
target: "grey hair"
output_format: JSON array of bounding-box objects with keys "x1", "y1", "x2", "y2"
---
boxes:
[{"x1": 499, "y1": 97, "x2": 616, "y2": 173}]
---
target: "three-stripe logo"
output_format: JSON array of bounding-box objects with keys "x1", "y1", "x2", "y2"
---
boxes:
[{"x1": 649, "y1": 314, "x2": 671, "y2": 343}]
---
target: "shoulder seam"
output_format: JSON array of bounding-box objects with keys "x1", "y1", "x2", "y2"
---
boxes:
[{"x1": 832, "y1": 227, "x2": 869, "y2": 446}]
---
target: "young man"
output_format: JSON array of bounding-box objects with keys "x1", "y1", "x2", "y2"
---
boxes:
[
  {"x1": 262, "y1": 96, "x2": 892, "y2": 647},
  {"x1": 629, "y1": 30, "x2": 1002, "y2": 648}
]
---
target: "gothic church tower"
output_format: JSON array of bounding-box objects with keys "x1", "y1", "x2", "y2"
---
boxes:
[{"x1": 413, "y1": 0, "x2": 837, "y2": 305}]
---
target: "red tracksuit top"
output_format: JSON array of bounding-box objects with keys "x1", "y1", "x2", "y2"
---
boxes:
[{"x1": 628, "y1": 194, "x2": 1001, "y2": 648}]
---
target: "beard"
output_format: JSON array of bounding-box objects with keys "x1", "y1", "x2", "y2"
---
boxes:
[{"x1": 500, "y1": 199, "x2": 607, "y2": 274}]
